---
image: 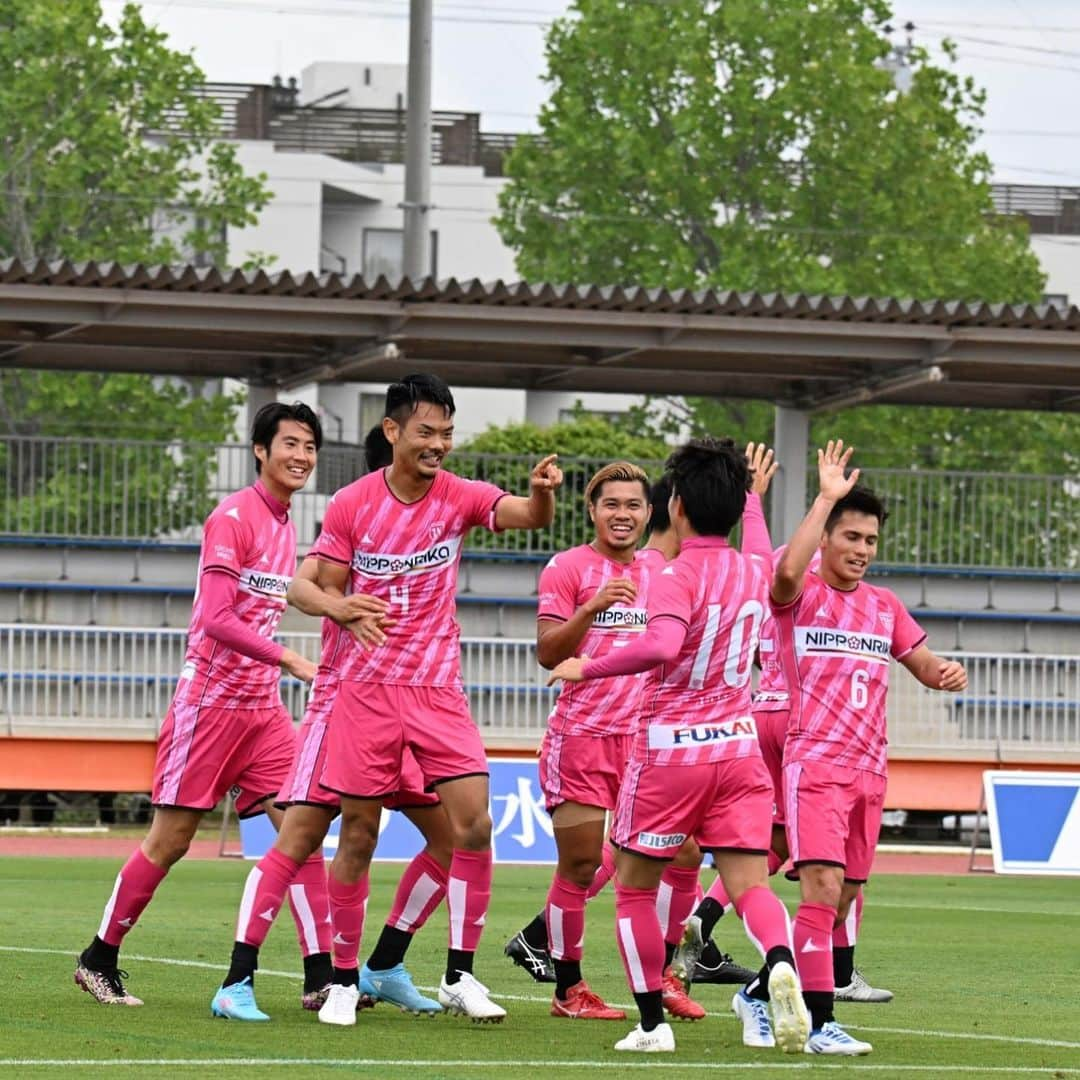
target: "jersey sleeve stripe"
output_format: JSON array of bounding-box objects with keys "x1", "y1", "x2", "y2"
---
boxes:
[
  {"x1": 201, "y1": 564, "x2": 241, "y2": 579},
  {"x1": 893, "y1": 633, "x2": 928, "y2": 660}
]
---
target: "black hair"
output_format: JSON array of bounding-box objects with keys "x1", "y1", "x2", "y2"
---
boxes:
[
  {"x1": 250, "y1": 401, "x2": 322, "y2": 473},
  {"x1": 384, "y1": 373, "x2": 456, "y2": 424},
  {"x1": 664, "y1": 436, "x2": 750, "y2": 537},
  {"x1": 645, "y1": 473, "x2": 673, "y2": 536},
  {"x1": 826, "y1": 485, "x2": 889, "y2": 532},
  {"x1": 364, "y1": 423, "x2": 393, "y2": 471}
]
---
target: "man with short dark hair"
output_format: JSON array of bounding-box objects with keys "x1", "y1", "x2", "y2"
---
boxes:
[
  {"x1": 296, "y1": 374, "x2": 562, "y2": 1022},
  {"x1": 75, "y1": 402, "x2": 325, "y2": 1009},
  {"x1": 551, "y1": 437, "x2": 810, "y2": 1055},
  {"x1": 764, "y1": 441, "x2": 967, "y2": 1055}
]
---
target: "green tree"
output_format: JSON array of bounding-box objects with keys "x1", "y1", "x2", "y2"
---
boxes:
[
  {"x1": 0, "y1": 0, "x2": 269, "y2": 264},
  {"x1": 456, "y1": 415, "x2": 670, "y2": 550},
  {"x1": 497, "y1": 0, "x2": 1043, "y2": 302},
  {"x1": 0, "y1": 1, "x2": 270, "y2": 536}
]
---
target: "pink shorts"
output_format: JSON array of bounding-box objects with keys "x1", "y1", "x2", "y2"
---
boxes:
[
  {"x1": 321, "y1": 681, "x2": 487, "y2": 799},
  {"x1": 611, "y1": 754, "x2": 774, "y2": 859},
  {"x1": 538, "y1": 729, "x2": 631, "y2": 812},
  {"x1": 753, "y1": 706, "x2": 789, "y2": 824},
  {"x1": 783, "y1": 758, "x2": 886, "y2": 883},
  {"x1": 152, "y1": 699, "x2": 295, "y2": 818},
  {"x1": 278, "y1": 695, "x2": 439, "y2": 812}
]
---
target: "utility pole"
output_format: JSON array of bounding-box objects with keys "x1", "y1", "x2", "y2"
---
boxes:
[{"x1": 402, "y1": 0, "x2": 433, "y2": 280}]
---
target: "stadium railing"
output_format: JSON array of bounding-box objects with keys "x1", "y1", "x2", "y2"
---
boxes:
[
  {"x1": 1, "y1": 436, "x2": 1077, "y2": 570},
  {"x1": 1, "y1": 624, "x2": 1076, "y2": 757}
]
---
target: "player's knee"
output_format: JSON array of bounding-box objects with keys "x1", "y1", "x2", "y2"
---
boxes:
[
  {"x1": 144, "y1": 833, "x2": 190, "y2": 868},
  {"x1": 338, "y1": 814, "x2": 379, "y2": 862},
  {"x1": 559, "y1": 855, "x2": 600, "y2": 888},
  {"x1": 453, "y1": 812, "x2": 492, "y2": 851}
]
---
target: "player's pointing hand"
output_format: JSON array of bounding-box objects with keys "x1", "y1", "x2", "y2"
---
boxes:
[{"x1": 531, "y1": 454, "x2": 564, "y2": 493}]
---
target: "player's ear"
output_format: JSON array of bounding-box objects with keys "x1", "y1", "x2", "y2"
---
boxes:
[{"x1": 382, "y1": 416, "x2": 400, "y2": 445}]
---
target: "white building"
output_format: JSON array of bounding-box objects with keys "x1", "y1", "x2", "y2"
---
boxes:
[{"x1": 218, "y1": 62, "x2": 643, "y2": 443}]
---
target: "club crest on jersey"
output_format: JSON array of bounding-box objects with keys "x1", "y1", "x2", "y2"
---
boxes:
[
  {"x1": 352, "y1": 535, "x2": 462, "y2": 578},
  {"x1": 796, "y1": 626, "x2": 890, "y2": 662},
  {"x1": 647, "y1": 717, "x2": 757, "y2": 749},
  {"x1": 591, "y1": 607, "x2": 648, "y2": 632},
  {"x1": 429, "y1": 522, "x2": 445, "y2": 540}
]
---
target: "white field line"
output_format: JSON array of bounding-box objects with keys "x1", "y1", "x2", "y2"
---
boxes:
[
  {"x1": 858, "y1": 900, "x2": 1080, "y2": 918},
  {"x1": 0, "y1": 1061, "x2": 1077, "y2": 1074},
  {"x1": 5, "y1": 945, "x2": 1080, "y2": 1053}
]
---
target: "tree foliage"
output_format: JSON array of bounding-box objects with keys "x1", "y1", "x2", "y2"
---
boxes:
[
  {"x1": 455, "y1": 415, "x2": 669, "y2": 551},
  {"x1": 0, "y1": 2, "x2": 266, "y2": 535},
  {"x1": 497, "y1": 0, "x2": 1043, "y2": 303},
  {"x1": 0, "y1": 0, "x2": 270, "y2": 265}
]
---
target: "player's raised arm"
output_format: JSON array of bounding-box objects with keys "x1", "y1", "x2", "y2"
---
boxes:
[
  {"x1": 494, "y1": 454, "x2": 563, "y2": 531},
  {"x1": 772, "y1": 440, "x2": 858, "y2": 607},
  {"x1": 741, "y1": 442, "x2": 777, "y2": 559},
  {"x1": 899, "y1": 645, "x2": 968, "y2": 692}
]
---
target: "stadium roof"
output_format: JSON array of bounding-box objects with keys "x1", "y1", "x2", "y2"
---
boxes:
[{"x1": 2, "y1": 257, "x2": 1080, "y2": 412}]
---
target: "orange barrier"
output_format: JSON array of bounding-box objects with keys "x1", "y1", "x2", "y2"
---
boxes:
[
  {"x1": 0, "y1": 738, "x2": 157, "y2": 792},
  {"x1": 887, "y1": 758, "x2": 1080, "y2": 811},
  {"x1": 2, "y1": 736, "x2": 1076, "y2": 812}
]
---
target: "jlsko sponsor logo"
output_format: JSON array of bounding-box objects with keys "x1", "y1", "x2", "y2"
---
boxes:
[
  {"x1": 352, "y1": 535, "x2": 462, "y2": 578},
  {"x1": 637, "y1": 830, "x2": 687, "y2": 850}
]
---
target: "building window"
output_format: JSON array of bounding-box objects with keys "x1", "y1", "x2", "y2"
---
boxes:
[
  {"x1": 363, "y1": 228, "x2": 438, "y2": 281},
  {"x1": 1043, "y1": 293, "x2": 1069, "y2": 309},
  {"x1": 358, "y1": 392, "x2": 384, "y2": 443}
]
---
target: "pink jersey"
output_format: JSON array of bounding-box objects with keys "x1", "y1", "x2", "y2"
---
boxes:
[
  {"x1": 176, "y1": 482, "x2": 295, "y2": 709},
  {"x1": 538, "y1": 544, "x2": 656, "y2": 736},
  {"x1": 771, "y1": 572, "x2": 926, "y2": 775},
  {"x1": 312, "y1": 467, "x2": 507, "y2": 686},
  {"x1": 637, "y1": 536, "x2": 770, "y2": 766}
]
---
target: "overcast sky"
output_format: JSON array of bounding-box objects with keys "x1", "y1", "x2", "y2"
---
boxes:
[{"x1": 103, "y1": 0, "x2": 1080, "y2": 186}]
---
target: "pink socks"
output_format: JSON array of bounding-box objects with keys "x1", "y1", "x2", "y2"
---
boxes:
[{"x1": 97, "y1": 847, "x2": 167, "y2": 946}]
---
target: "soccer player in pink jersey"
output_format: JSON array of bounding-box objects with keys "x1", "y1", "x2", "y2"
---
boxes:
[
  {"x1": 768, "y1": 440, "x2": 967, "y2": 1055},
  {"x1": 305, "y1": 373, "x2": 562, "y2": 1022},
  {"x1": 550, "y1": 438, "x2": 810, "y2": 1055},
  {"x1": 213, "y1": 424, "x2": 459, "y2": 1023},
  {"x1": 505, "y1": 462, "x2": 653, "y2": 1021},
  {"x1": 74, "y1": 403, "x2": 324, "y2": 1008}
]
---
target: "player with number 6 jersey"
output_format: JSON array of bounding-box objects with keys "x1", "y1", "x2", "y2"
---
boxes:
[
  {"x1": 768, "y1": 440, "x2": 967, "y2": 1055},
  {"x1": 549, "y1": 438, "x2": 810, "y2": 1056}
]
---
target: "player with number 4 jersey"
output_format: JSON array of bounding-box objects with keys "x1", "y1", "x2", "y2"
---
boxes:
[
  {"x1": 305, "y1": 374, "x2": 563, "y2": 1023},
  {"x1": 550, "y1": 439, "x2": 810, "y2": 1056}
]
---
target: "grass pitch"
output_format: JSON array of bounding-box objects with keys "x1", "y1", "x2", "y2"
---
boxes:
[{"x1": 1, "y1": 855, "x2": 1079, "y2": 1078}]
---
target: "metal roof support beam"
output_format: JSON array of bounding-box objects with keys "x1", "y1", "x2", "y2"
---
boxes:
[
  {"x1": 800, "y1": 364, "x2": 945, "y2": 414},
  {"x1": 276, "y1": 342, "x2": 402, "y2": 391}
]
